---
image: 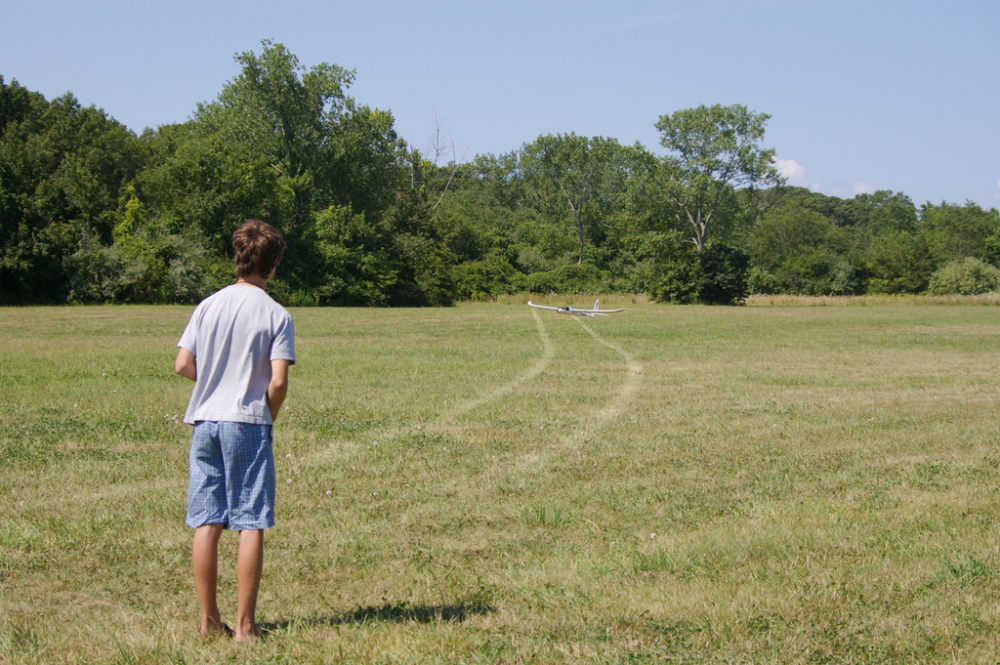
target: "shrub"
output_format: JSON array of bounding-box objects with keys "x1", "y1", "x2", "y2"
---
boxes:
[
  {"x1": 698, "y1": 242, "x2": 750, "y2": 305},
  {"x1": 64, "y1": 227, "x2": 218, "y2": 304},
  {"x1": 927, "y1": 257, "x2": 1000, "y2": 295},
  {"x1": 747, "y1": 267, "x2": 778, "y2": 295},
  {"x1": 623, "y1": 231, "x2": 699, "y2": 304},
  {"x1": 454, "y1": 253, "x2": 518, "y2": 300},
  {"x1": 514, "y1": 263, "x2": 610, "y2": 295},
  {"x1": 828, "y1": 259, "x2": 858, "y2": 295}
]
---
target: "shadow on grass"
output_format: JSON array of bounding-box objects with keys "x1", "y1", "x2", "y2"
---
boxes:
[{"x1": 260, "y1": 601, "x2": 497, "y2": 633}]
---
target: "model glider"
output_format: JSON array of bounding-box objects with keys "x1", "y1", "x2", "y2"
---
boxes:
[{"x1": 528, "y1": 300, "x2": 624, "y2": 318}]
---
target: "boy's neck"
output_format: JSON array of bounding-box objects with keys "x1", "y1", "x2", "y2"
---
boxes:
[{"x1": 236, "y1": 274, "x2": 269, "y2": 290}]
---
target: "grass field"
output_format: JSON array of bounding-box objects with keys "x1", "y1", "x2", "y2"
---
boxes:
[{"x1": 3, "y1": 297, "x2": 1000, "y2": 664}]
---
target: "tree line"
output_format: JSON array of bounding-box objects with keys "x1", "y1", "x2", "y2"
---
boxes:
[{"x1": 3, "y1": 41, "x2": 999, "y2": 307}]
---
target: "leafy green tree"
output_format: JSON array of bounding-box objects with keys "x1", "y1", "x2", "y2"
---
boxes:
[
  {"x1": 857, "y1": 190, "x2": 918, "y2": 237},
  {"x1": 462, "y1": 153, "x2": 570, "y2": 272},
  {"x1": 197, "y1": 41, "x2": 351, "y2": 228},
  {"x1": 196, "y1": 40, "x2": 405, "y2": 231},
  {"x1": 758, "y1": 186, "x2": 870, "y2": 229},
  {"x1": 379, "y1": 188, "x2": 455, "y2": 306},
  {"x1": 303, "y1": 188, "x2": 455, "y2": 307},
  {"x1": 920, "y1": 201, "x2": 1000, "y2": 266},
  {"x1": 428, "y1": 170, "x2": 525, "y2": 289},
  {"x1": 0, "y1": 75, "x2": 41, "y2": 133},
  {"x1": 652, "y1": 104, "x2": 782, "y2": 252},
  {"x1": 305, "y1": 204, "x2": 396, "y2": 305},
  {"x1": 749, "y1": 204, "x2": 855, "y2": 295},
  {"x1": 0, "y1": 79, "x2": 147, "y2": 303},
  {"x1": 848, "y1": 192, "x2": 927, "y2": 294},
  {"x1": 135, "y1": 41, "x2": 442, "y2": 305},
  {"x1": 466, "y1": 135, "x2": 648, "y2": 278},
  {"x1": 138, "y1": 121, "x2": 283, "y2": 256},
  {"x1": 518, "y1": 133, "x2": 644, "y2": 264},
  {"x1": 860, "y1": 230, "x2": 932, "y2": 294}
]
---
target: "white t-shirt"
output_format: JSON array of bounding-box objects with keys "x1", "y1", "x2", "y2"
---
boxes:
[{"x1": 178, "y1": 284, "x2": 295, "y2": 425}]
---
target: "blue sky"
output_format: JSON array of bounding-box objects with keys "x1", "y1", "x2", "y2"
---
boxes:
[{"x1": 3, "y1": 0, "x2": 997, "y2": 208}]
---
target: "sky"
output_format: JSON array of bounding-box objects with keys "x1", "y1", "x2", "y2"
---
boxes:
[{"x1": 2, "y1": 0, "x2": 998, "y2": 208}]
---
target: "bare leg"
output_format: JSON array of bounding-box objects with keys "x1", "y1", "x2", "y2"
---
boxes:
[
  {"x1": 235, "y1": 529, "x2": 264, "y2": 642},
  {"x1": 192, "y1": 524, "x2": 227, "y2": 636}
]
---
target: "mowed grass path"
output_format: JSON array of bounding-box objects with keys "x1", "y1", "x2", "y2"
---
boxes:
[{"x1": 2, "y1": 300, "x2": 1000, "y2": 663}]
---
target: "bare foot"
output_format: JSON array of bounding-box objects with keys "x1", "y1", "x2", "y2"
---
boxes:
[
  {"x1": 234, "y1": 623, "x2": 263, "y2": 643},
  {"x1": 200, "y1": 616, "x2": 233, "y2": 639}
]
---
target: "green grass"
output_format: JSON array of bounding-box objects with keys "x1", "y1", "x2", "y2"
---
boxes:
[{"x1": 3, "y1": 299, "x2": 1000, "y2": 663}]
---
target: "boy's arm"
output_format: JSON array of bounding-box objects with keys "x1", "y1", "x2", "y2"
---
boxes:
[
  {"x1": 175, "y1": 348, "x2": 197, "y2": 382},
  {"x1": 267, "y1": 359, "x2": 290, "y2": 422}
]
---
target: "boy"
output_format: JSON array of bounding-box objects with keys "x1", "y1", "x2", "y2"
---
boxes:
[{"x1": 174, "y1": 219, "x2": 295, "y2": 642}]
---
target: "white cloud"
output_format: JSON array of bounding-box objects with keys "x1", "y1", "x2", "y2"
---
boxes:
[
  {"x1": 853, "y1": 183, "x2": 876, "y2": 196},
  {"x1": 774, "y1": 158, "x2": 807, "y2": 185}
]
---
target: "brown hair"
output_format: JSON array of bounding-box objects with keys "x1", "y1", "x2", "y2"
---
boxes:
[{"x1": 233, "y1": 220, "x2": 285, "y2": 279}]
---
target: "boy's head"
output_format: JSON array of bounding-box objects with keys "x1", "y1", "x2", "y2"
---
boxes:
[{"x1": 233, "y1": 220, "x2": 285, "y2": 279}]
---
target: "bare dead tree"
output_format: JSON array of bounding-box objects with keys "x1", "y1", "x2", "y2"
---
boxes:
[{"x1": 426, "y1": 111, "x2": 467, "y2": 211}]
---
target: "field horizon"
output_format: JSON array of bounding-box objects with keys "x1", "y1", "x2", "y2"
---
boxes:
[{"x1": 3, "y1": 299, "x2": 1000, "y2": 663}]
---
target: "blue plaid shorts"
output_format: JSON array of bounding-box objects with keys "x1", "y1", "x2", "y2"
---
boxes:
[{"x1": 185, "y1": 421, "x2": 275, "y2": 530}]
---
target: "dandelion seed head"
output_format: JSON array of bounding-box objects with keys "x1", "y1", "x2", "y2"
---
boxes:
[{"x1": 286, "y1": 479, "x2": 292, "y2": 484}]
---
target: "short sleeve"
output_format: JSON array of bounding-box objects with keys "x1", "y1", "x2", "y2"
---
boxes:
[
  {"x1": 177, "y1": 309, "x2": 199, "y2": 355},
  {"x1": 270, "y1": 315, "x2": 295, "y2": 364}
]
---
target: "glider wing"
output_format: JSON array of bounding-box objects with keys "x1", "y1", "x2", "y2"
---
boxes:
[{"x1": 528, "y1": 301, "x2": 625, "y2": 316}]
